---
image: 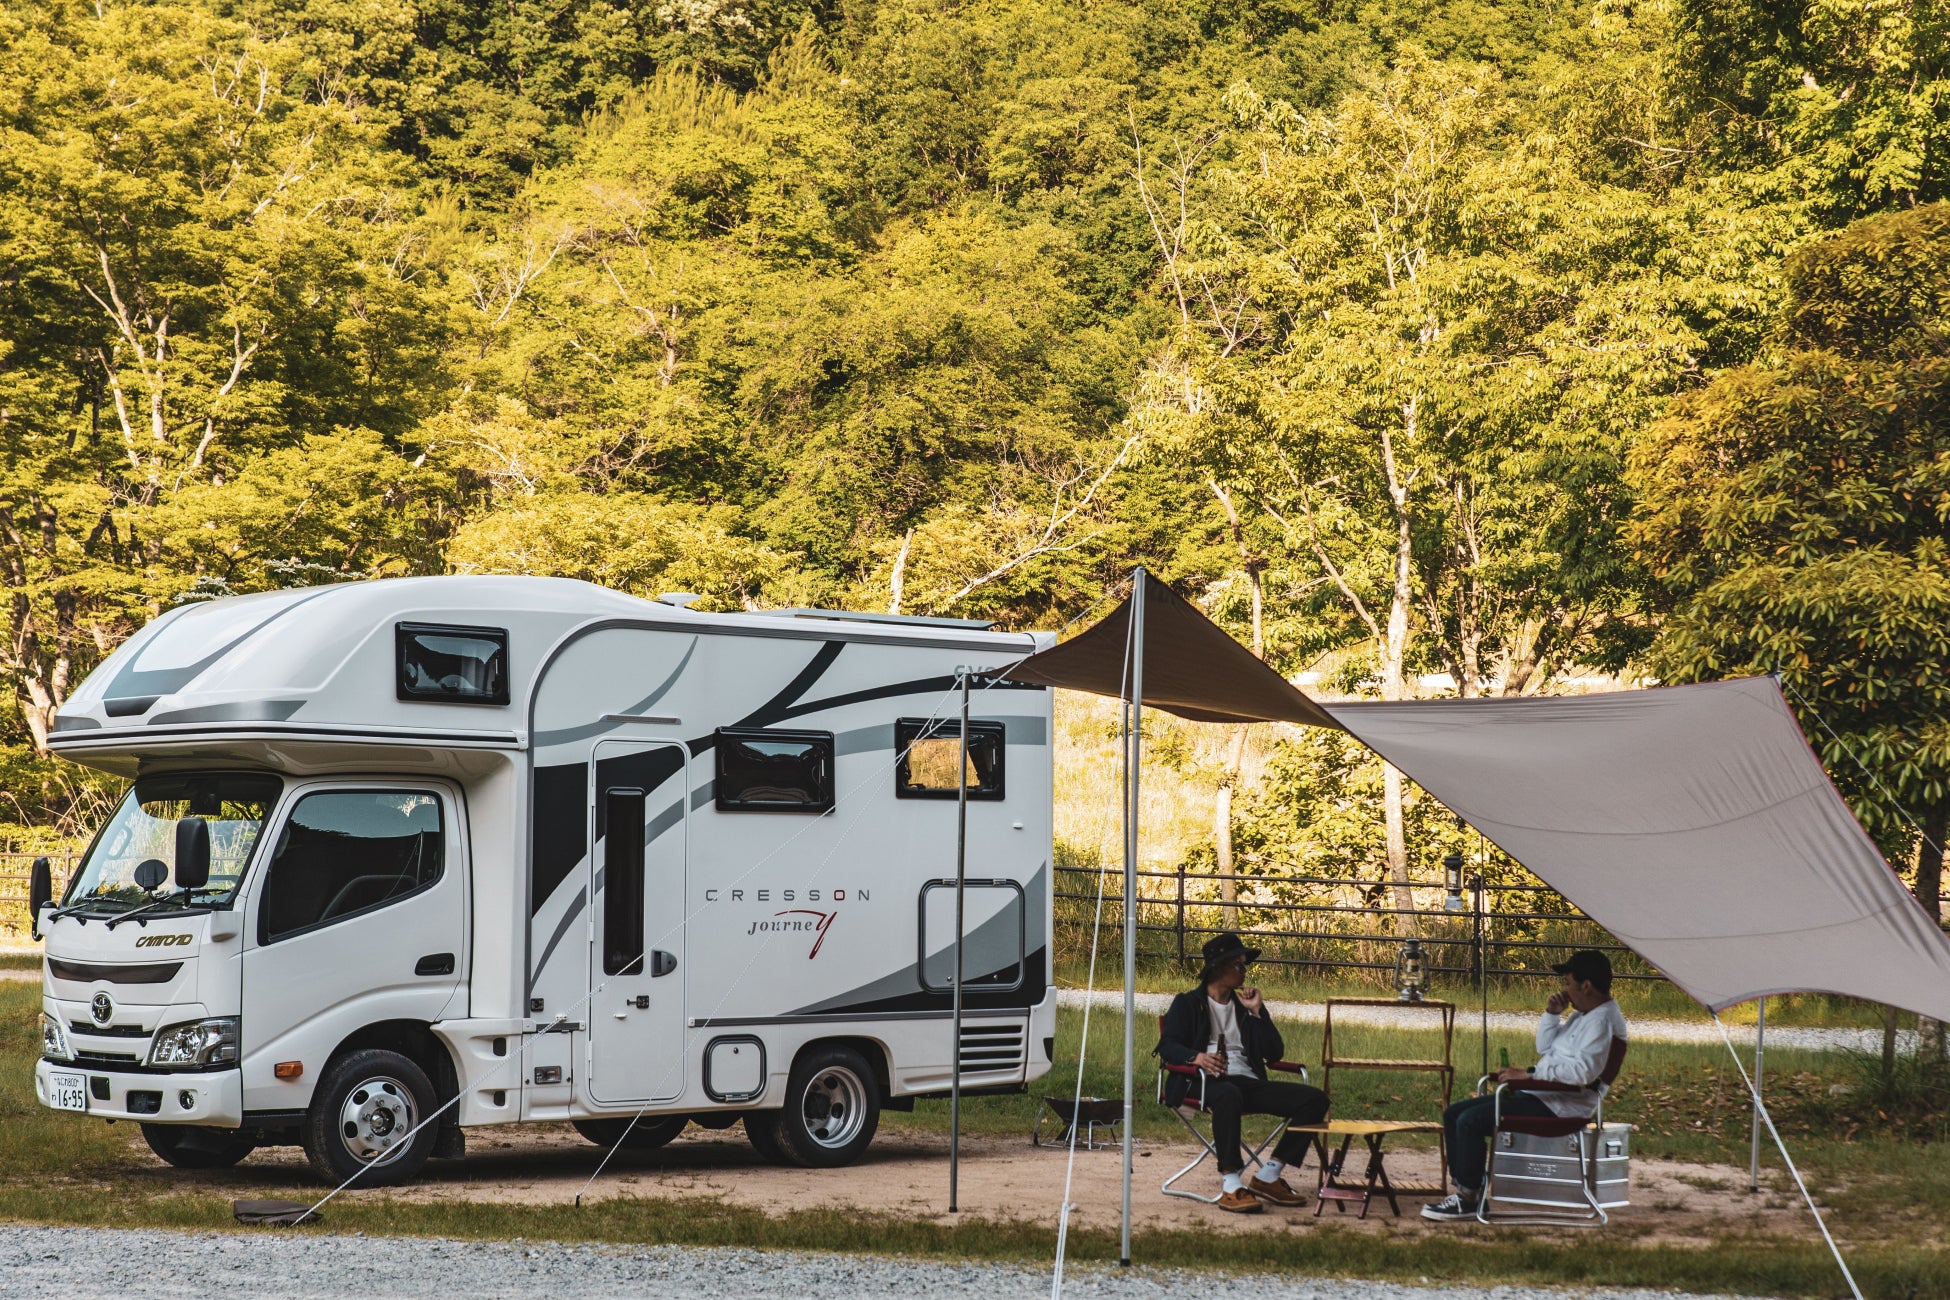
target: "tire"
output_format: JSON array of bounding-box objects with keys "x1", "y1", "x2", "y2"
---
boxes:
[
  {"x1": 141, "y1": 1123, "x2": 256, "y2": 1169},
  {"x1": 743, "y1": 1112, "x2": 789, "y2": 1165},
  {"x1": 571, "y1": 1115, "x2": 687, "y2": 1151},
  {"x1": 772, "y1": 1045, "x2": 880, "y2": 1168},
  {"x1": 302, "y1": 1048, "x2": 438, "y2": 1187}
]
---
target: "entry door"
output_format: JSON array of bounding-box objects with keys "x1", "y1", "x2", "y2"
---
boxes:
[
  {"x1": 239, "y1": 783, "x2": 467, "y2": 1115},
  {"x1": 588, "y1": 740, "x2": 688, "y2": 1104}
]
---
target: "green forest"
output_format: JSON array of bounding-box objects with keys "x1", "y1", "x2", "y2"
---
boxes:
[{"x1": 1, "y1": 0, "x2": 1946, "y2": 887}]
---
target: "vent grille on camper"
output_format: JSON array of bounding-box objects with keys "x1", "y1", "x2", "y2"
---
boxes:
[{"x1": 958, "y1": 1021, "x2": 1026, "y2": 1073}]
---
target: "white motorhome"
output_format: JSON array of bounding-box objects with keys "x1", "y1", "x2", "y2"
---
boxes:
[{"x1": 32, "y1": 576, "x2": 1056, "y2": 1184}]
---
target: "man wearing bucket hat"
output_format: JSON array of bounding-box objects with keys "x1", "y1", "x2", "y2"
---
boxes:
[
  {"x1": 1156, "y1": 932, "x2": 1330, "y2": 1213},
  {"x1": 1423, "y1": 948, "x2": 1630, "y2": 1221}
]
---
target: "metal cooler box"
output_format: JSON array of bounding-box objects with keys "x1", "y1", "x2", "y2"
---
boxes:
[{"x1": 1487, "y1": 1122, "x2": 1631, "y2": 1211}]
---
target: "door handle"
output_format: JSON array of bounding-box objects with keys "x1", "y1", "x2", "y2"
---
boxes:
[
  {"x1": 415, "y1": 953, "x2": 455, "y2": 976},
  {"x1": 651, "y1": 950, "x2": 677, "y2": 977}
]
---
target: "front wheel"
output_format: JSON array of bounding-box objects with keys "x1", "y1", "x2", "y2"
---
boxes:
[
  {"x1": 772, "y1": 1046, "x2": 880, "y2": 1168},
  {"x1": 141, "y1": 1124, "x2": 256, "y2": 1169},
  {"x1": 302, "y1": 1048, "x2": 437, "y2": 1187},
  {"x1": 571, "y1": 1115, "x2": 687, "y2": 1151}
]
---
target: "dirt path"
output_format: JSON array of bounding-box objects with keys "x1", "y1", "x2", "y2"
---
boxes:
[{"x1": 175, "y1": 1124, "x2": 1805, "y2": 1248}]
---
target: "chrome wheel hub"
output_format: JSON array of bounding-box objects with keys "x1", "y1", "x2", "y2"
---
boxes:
[
  {"x1": 340, "y1": 1075, "x2": 416, "y2": 1163},
  {"x1": 800, "y1": 1065, "x2": 868, "y2": 1149}
]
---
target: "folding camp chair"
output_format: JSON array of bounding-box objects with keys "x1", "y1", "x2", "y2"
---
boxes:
[
  {"x1": 1477, "y1": 1036, "x2": 1629, "y2": 1225},
  {"x1": 1156, "y1": 1015, "x2": 1312, "y2": 1203}
]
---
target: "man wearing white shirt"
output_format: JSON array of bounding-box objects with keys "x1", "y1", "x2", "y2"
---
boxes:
[{"x1": 1423, "y1": 950, "x2": 1629, "y2": 1221}]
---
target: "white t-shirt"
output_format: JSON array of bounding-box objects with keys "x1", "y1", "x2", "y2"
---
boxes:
[
  {"x1": 1530, "y1": 999, "x2": 1629, "y2": 1117},
  {"x1": 1207, "y1": 997, "x2": 1257, "y2": 1078}
]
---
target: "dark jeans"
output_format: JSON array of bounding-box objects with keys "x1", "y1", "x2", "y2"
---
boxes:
[
  {"x1": 1441, "y1": 1091, "x2": 1555, "y2": 1193},
  {"x1": 1204, "y1": 1075, "x2": 1330, "y2": 1174}
]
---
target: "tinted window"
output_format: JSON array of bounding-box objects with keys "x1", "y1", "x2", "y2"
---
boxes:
[
  {"x1": 260, "y1": 791, "x2": 444, "y2": 942},
  {"x1": 715, "y1": 729, "x2": 834, "y2": 812},
  {"x1": 895, "y1": 719, "x2": 1005, "y2": 800},
  {"x1": 603, "y1": 789, "x2": 646, "y2": 976},
  {"x1": 397, "y1": 622, "x2": 509, "y2": 705}
]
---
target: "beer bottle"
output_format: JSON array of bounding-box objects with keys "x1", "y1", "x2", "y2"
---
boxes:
[{"x1": 1498, "y1": 1046, "x2": 1511, "y2": 1069}]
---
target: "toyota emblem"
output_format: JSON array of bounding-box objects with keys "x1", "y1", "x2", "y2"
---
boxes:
[{"x1": 91, "y1": 992, "x2": 113, "y2": 1024}]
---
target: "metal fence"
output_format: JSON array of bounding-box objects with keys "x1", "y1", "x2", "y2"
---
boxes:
[
  {"x1": 1053, "y1": 862, "x2": 1663, "y2": 986},
  {"x1": 0, "y1": 853, "x2": 77, "y2": 942}
]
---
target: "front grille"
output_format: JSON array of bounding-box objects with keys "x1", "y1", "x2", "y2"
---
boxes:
[
  {"x1": 74, "y1": 1050, "x2": 142, "y2": 1067},
  {"x1": 71, "y1": 1022, "x2": 150, "y2": 1039},
  {"x1": 48, "y1": 958, "x2": 182, "y2": 985},
  {"x1": 958, "y1": 1022, "x2": 1026, "y2": 1073}
]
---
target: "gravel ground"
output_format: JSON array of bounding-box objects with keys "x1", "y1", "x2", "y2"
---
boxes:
[
  {"x1": 0, "y1": 1226, "x2": 1770, "y2": 1300},
  {"x1": 1057, "y1": 989, "x2": 1912, "y2": 1055}
]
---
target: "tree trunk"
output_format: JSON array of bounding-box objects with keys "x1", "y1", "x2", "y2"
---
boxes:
[
  {"x1": 1917, "y1": 807, "x2": 1948, "y2": 1066},
  {"x1": 887, "y1": 528, "x2": 914, "y2": 615},
  {"x1": 1215, "y1": 725, "x2": 1249, "y2": 927},
  {"x1": 1380, "y1": 405, "x2": 1419, "y2": 936},
  {"x1": 1210, "y1": 481, "x2": 1264, "y2": 931}
]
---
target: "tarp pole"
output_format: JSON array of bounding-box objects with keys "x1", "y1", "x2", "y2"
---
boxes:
[
  {"x1": 1121, "y1": 567, "x2": 1144, "y2": 1267},
  {"x1": 1474, "y1": 870, "x2": 1488, "y2": 1085},
  {"x1": 950, "y1": 668, "x2": 971, "y2": 1213},
  {"x1": 1749, "y1": 997, "x2": 1766, "y2": 1192}
]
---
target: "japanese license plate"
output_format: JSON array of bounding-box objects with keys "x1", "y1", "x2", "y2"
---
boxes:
[{"x1": 49, "y1": 1072, "x2": 87, "y2": 1112}]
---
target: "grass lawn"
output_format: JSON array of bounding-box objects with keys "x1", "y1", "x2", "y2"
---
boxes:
[{"x1": 4, "y1": 984, "x2": 1944, "y2": 1295}]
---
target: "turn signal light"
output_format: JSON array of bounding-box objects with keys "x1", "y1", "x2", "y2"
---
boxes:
[{"x1": 274, "y1": 1061, "x2": 303, "y2": 1079}]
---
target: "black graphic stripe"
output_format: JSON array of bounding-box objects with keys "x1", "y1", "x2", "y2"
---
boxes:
[{"x1": 688, "y1": 640, "x2": 846, "y2": 757}]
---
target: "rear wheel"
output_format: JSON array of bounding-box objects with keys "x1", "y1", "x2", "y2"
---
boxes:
[
  {"x1": 141, "y1": 1124, "x2": 256, "y2": 1169},
  {"x1": 772, "y1": 1046, "x2": 880, "y2": 1168},
  {"x1": 571, "y1": 1115, "x2": 687, "y2": 1151},
  {"x1": 302, "y1": 1048, "x2": 437, "y2": 1187},
  {"x1": 743, "y1": 1112, "x2": 789, "y2": 1164}
]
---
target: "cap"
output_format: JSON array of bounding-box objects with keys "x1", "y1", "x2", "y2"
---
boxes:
[{"x1": 1551, "y1": 949, "x2": 1613, "y2": 990}]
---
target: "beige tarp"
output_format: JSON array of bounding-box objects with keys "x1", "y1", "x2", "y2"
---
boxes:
[
  {"x1": 1328, "y1": 679, "x2": 1950, "y2": 1018},
  {"x1": 1011, "y1": 579, "x2": 1950, "y2": 1019}
]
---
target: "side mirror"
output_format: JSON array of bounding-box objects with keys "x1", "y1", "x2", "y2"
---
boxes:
[
  {"x1": 28, "y1": 857, "x2": 51, "y2": 940},
  {"x1": 175, "y1": 818, "x2": 211, "y2": 891},
  {"x1": 133, "y1": 858, "x2": 168, "y2": 891}
]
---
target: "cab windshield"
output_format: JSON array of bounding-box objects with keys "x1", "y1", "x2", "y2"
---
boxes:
[{"x1": 66, "y1": 774, "x2": 282, "y2": 914}]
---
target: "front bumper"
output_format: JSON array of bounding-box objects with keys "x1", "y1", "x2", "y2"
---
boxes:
[{"x1": 36, "y1": 1057, "x2": 243, "y2": 1127}]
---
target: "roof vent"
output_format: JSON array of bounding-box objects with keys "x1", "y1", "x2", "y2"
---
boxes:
[{"x1": 657, "y1": 593, "x2": 704, "y2": 609}]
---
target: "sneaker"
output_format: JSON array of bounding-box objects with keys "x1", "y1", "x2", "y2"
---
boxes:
[
  {"x1": 1420, "y1": 1192, "x2": 1480, "y2": 1222},
  {"x1": 1248, "y1": 1175, "x2": 1306, "y2": 1207},
  {"x1": 1215, "y1": 1187, "x2": 1264, "y2": 1214}
]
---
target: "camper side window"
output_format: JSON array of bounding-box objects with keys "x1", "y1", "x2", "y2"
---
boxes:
[
  {"x1": 894, "y1": 718, "x2": 1005, "y2": 800},
  {"x1": 259, "y1": 790, "x2": 445, "y2": 943},
  {"x1": 715, "y1": 729, "x2": 834, "y2": 813},
  {"x1": 397, "y1": 622, "x2": 509, "y2": 705}
]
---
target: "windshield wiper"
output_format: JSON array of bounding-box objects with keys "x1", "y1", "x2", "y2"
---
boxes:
[{"x1": 105, "y1": 894, "x2": 212, "y2": 930}]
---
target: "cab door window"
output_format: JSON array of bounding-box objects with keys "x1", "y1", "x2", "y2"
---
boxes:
[{"x1": 259, "y1": 791, "x2": 444, "y2": 943}]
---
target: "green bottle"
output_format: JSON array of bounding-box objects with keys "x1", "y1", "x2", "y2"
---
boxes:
[{"x1": 1499, "y1": 1046, "x2": 1511, "y2": 1069}]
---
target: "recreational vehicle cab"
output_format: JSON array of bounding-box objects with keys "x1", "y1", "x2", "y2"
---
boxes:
[{"x1": 32, "y1": 577, "x2": 1056, "y2": 1184}]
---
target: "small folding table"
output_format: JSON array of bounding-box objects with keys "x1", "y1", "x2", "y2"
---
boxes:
[{"x1": 1291, "y1": 1119, "x2": 1446, "y2": 1218}]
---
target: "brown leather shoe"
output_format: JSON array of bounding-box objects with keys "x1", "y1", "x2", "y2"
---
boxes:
[
  {"x1": 1216, "y1": 1187, "x2": 1264, "y2": 1214},
  {"x1": 1249, "y1": 1175, "x2": 1306, "y2": 1207}
]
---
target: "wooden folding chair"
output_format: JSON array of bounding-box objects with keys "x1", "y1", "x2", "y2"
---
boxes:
[
  {"x1": 1156, "y1": 1015, "x2": 1312, "y2": 1203},
  {"x1": 1477, "y1": 1036, "x2": 1628, "y2": 1225}
]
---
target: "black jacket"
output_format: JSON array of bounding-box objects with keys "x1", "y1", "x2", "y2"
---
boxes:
[{"x1": 1155, "y1": 985, "x2": 1288, "y2": 1108}]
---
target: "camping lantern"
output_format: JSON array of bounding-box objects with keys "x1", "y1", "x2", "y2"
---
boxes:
[
  {"x1": 1443, "y1": 852, "x2": 1469, "y2": 912},
  {"x1": 1395, "y1": 938, "x2": 1428, "y2": 1002}
]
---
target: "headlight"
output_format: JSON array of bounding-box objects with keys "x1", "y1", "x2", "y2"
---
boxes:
[
  {"x1": 39, "y1": 1013, "x2": 72, "y2": 1062},
  {"x1": 147, "y1": 1017, "x2": 238, "y2": 1069}
]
